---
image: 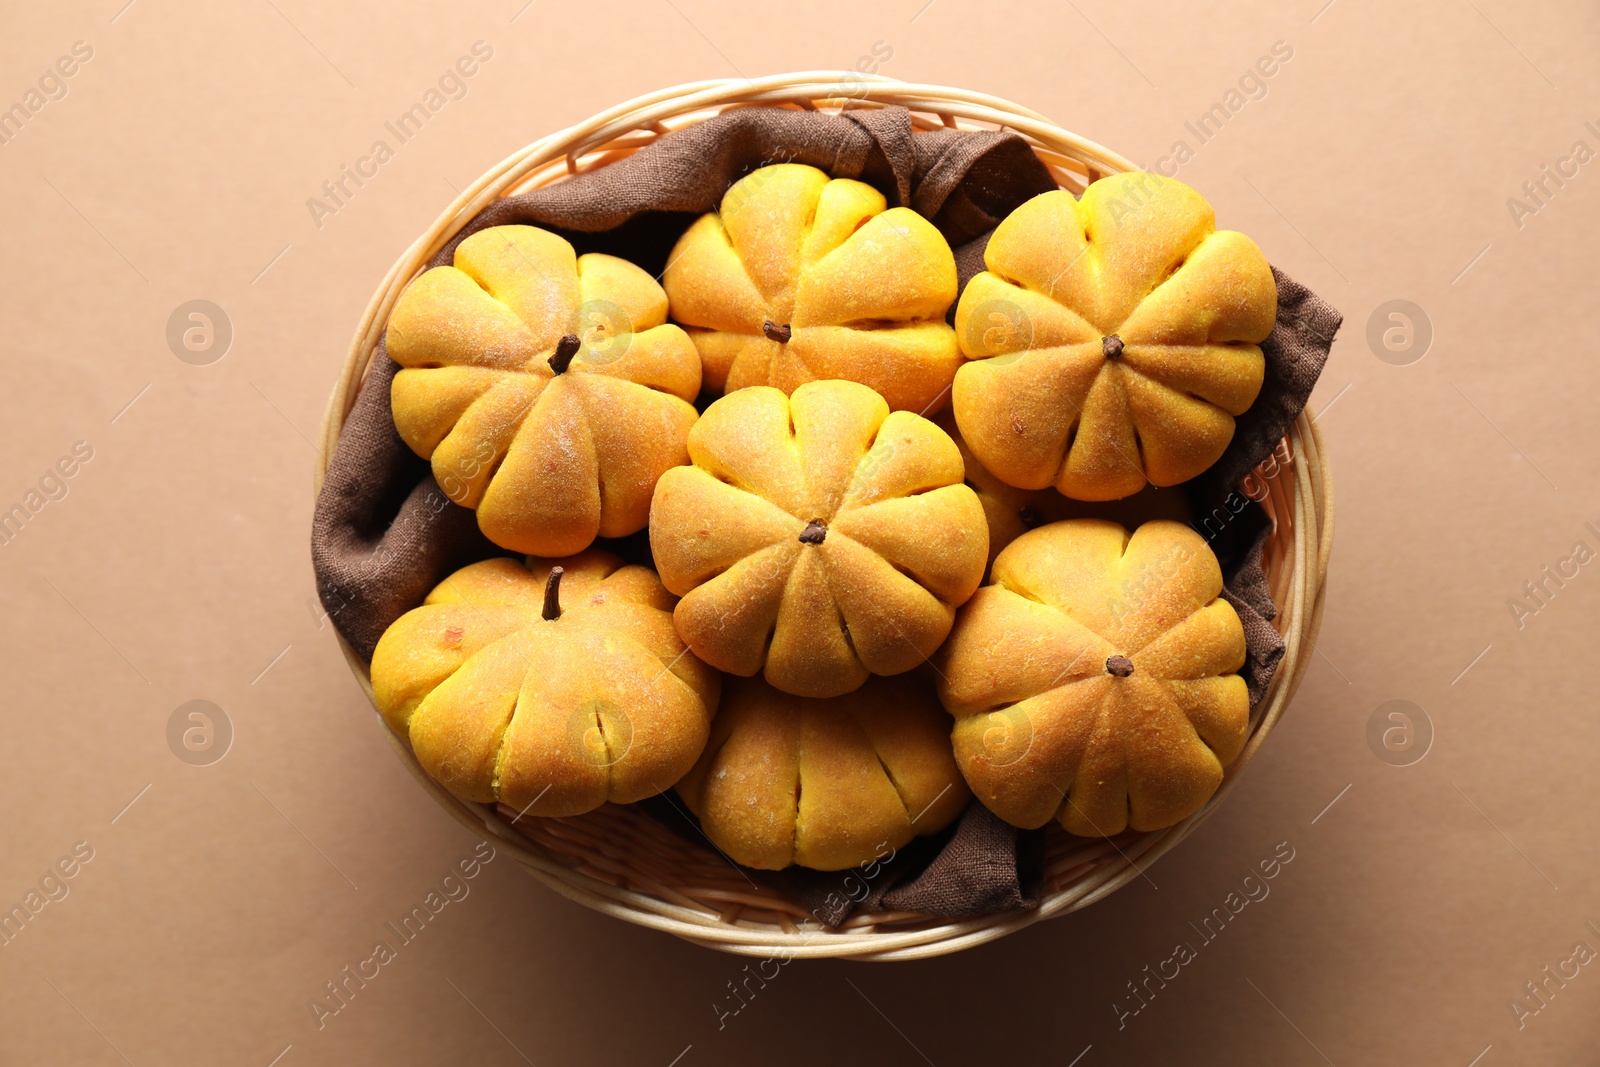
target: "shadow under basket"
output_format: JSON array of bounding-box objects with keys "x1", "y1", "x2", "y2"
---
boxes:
[{"x1": 314, "y1": 73, "x2": 1335, "y2": 961}]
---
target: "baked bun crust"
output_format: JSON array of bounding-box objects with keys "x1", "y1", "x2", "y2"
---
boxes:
[
  {"x1": 936, "y1": 519, "x2": 1248, "y2": 836},
  {"x1": 663, "y1": 163, "x2": 960, "y2": 415},
  {"x1": 371, "y1": 550, "x2": 719, "y2": 817},
  {"x1": 676, "y1": 674, "x2": 969, "y2": 871},
  {"x1": 386, "y1": 225, "x2": 701, "y2": 556},
  {"x1": 650, "y1": 380, "x2": 987, "y2": 699},
  {"x1": 952, "y1": 174, "x2": 1275, "y2": 501}
]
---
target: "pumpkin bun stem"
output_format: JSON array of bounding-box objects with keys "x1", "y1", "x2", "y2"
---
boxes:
[
  {"x1": 1105, "y1": 655, "x2": 1134, "y2": 677},
  {"x1": 542, "y1": 566, "x2": 564, "y2": 620},
  {"x1": 798, "y1": 520, "x2": 827, "y2": 545},
  {"x1": 548, "y1": 334, "x2": 582, "y2": 375},
  {"x1": 762, "y1": 320, "x2": 792, "y2": 344},
  {"x1": 1101, "y1": 335, "x2": 1124, "y2": 359}
]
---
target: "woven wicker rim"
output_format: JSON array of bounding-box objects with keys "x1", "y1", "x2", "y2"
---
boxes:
[{"x1": 314, "y1": 72, "x2": 1334, "y2": 961}]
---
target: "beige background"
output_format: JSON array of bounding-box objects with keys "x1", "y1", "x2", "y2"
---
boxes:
[{"x1": 2, "y1": 0, "x2": 1596, "y2": 1063}]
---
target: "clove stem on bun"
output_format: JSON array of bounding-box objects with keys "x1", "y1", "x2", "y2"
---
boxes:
[
  {"x1": 542, "y1": 566, "x2": 564, "y2": 620},
  {"x1": 548, "y1": 334, "x2": 582, "y2": 374}
]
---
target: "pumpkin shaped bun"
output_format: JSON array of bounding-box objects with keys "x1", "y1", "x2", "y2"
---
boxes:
[
  {"x1": 385, "y1": 225, "x2": 701, "y2": 556},
  {"x1": 370, "y1": 550, "x2": 719, "y2": 818},
  {"x1": 676, "y1": 675, "x2": 970, "y2": 871},
  {"x1": 936, "y1": 519, "x2": 1249, "y2": 836},
  {"x1": 650, "y1": 380, "x2": 988, "y2": 699},
  {"x1": 953, "y1": 173, "x2": 1276, "y2": 501},
  {"x1": 662, "y1": 163, "x2": 961, "y2": 415}
]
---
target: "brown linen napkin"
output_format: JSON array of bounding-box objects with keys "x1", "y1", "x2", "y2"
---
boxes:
[{"x1": 311, "y1": 104, "x2": 1339, "y2": 922}]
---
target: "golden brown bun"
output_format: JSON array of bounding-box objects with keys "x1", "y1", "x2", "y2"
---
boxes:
[
  {"x1": 662, "y1": 163, "x2": 961, "y2": 415},
  {"x1": 386, "y1": 225, "x2": 701, "y2": 556},
  {"x1": 934, "y1": 409, "x2": 1192, "y2": 569},
  {"x1": 370, "y1": 550, "x2": 719, "y2": 817},
  {"x1": 676, "y1": 674, "x2": 970, "y2": 870},
  {"x1": 952, "y1": 174, "x2": 1276, "y2": 501},
  {"x1": 650, "y1": 380, "x2": 987, "y2": 698},
  {"x1": 936, "y1": 519, "x2": 1248, "y2": 836}
]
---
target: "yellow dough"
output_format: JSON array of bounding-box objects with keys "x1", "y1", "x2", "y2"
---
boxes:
[
  {"x1": 952, "y1": 173, "x2": 1276, "y2": 501},
  {"x1": 662, "y1": 163, "x2": 961, "y2": 415},
  {"x1": 649, "y1": 380, "x2": 988, "y2": 699},
  {"x1": 370, "y1": 550, "x2": 719, "y2": 817},
  {"x1": 386, "y1": 224, "x2": 701, "y2": 556},
  {"x1": 936, "y1": 519, "x2": 1249, "y2": 836},
  {"x1": 675, "y1": 675, "x2": 970, "y2": 871}
]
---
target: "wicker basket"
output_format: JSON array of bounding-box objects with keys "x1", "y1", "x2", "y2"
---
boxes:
[{"x1": 314, "y1": 72, "x2": 1334, "y2": 961}]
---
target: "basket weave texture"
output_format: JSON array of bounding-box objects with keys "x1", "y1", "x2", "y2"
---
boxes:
[{"x1": 315, "y1": 72, "x2": 1334, "y2": 961}]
